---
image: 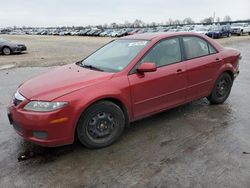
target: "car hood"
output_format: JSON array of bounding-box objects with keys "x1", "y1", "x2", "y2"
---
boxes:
[
  {"x1": 19, "y1": 64, "x2": 114, "y2": 101},
  {"x1": 5, "y1": 41, "x2": 25, "y2": 46}
]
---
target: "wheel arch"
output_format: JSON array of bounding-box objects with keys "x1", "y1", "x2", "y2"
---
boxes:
[
  {"x1": 209, "y1": 65, "x2": 234, "y2": 95},
  {"x1": 1, "y1": 46, "x2": 12, "y2": 53},
  {"x1": 74, "y1": 96, "x2": 131, "y2": 140},
  {"x1": 224, "y1": 70, "x2": 234, "y2": 81}
]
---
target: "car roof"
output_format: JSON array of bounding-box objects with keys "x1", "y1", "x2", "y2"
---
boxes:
[
  {"x1": 122, "y1": 32, "x2": 203, "y2": 40},
  {"x1": 121, "y1": 31, "x2": 224, "y2": 52}
]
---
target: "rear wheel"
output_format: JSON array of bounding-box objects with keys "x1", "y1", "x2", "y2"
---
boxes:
[
  {"x1": 2, "y1": 47, "x2": 11, "y2": 55},
  {"x1": 207, "y1": 73, "x2": 233, "y2": 104},
  {"x1": 77, "y1": 101, "x2": 125, "y2": 148}
]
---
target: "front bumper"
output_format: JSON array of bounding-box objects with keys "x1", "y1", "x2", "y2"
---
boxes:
[
  {"x1": 12, "y1": 46, "x2": 27, "y2": 53},
  {"x1": 231, "y1": 29, "x2": 241, "y2": 34},
  {"x1": 7, "y1": 103, "x2": 75, "y2": 147}
]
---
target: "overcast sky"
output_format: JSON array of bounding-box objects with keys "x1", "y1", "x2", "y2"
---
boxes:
[{"x1": 0, "y1": 0, "x2": 249, "y2": 27}]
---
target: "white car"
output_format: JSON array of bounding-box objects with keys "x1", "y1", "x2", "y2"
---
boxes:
[
  {"x1": 192, "y1": 26, "x2": 212, "y2": 35},
  {"x1": 231, "y1": 23, "x2": 250, "y2": 36}
]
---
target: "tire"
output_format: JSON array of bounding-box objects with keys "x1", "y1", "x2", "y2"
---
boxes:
[
  {"x1": 2, "y1": 47, "x2": 11, "y2": 55},
  {"x1": 77, "y1": 101, "x2": 125, "y2": 149},
  {"x1": 207, "y1": 73, "x2": 233, "y2": 104},
  {"x1": 227, "y1": 33, "x2": 231, "y2": 37},
  {"x1": 239, "y1": 30, "x2": 243, "y2": 36}
]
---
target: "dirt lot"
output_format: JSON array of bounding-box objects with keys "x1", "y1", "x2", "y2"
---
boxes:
[
  {"x1": 1, "y1": 34, "x2": 250, "y2": 68},
  {"x1": 0, "y1": 35, "x2": 250, "y2": 187},
  {"x1": 0, "y1": 35, "x2": 111, "y2": 68}
]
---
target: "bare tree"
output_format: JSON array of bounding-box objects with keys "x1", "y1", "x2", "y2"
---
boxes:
[
  {"x1": 173, "y1": 19, "x2": 181, "y2": 25},
  {"x1": 133, "y1": 19, "x2": 144, "y2": 27},
  {"x1": 124, "y1": 21, "x2": 131, "y2": 27},
  {"x1": 183, "y1": 17, "x2": 194, "y2": 24},
  {"x1": 201, "y1": 17, "x2": 213, "y2": 23},
  {"x1": 216, "y1": 17, "x2": 220, "y2": 22},
  {"x1": 167, "y1": 18, "x2": 173, "y2": 25},
  {"x1": 223, "y1": 16, "x2": 231, "y2": 22},
  {"x1": 110, "y1": 22, "x2": 118, "y2": 28}
]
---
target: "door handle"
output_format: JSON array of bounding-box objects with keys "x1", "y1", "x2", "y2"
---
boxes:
[
  {"x1": 177, "y1": 69, "x2": 182, "y2": 72},
  {"x1": 215, "y1": 58, "x2": 222, "y2": 61},
  {"x1": 176, "y1": 69, "x2": 184, "y2": 74}
]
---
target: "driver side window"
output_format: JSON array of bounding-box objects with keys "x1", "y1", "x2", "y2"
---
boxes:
[{"x1": 140, "y1": 38, "x2": 182, "y2": 67}]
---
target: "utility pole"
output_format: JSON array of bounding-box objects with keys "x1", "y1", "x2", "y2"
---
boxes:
[{"x1": 212, "y1": 11, "x2": 215, "y2": 38}]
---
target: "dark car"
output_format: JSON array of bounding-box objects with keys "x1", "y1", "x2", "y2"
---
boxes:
[
  {"x1": 8, "y1": 33, "x2": 241, "y2": 149},
  {"x1": 0, "y1": 38, "x2": 27, "y2": 55},
  {"x1": 206, "y1": 25, "x2": 231, "y2": 38}
]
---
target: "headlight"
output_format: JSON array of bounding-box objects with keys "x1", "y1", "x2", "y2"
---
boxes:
[{"x1": 24, "y1": 101, "x2": 68, "y2": 112}]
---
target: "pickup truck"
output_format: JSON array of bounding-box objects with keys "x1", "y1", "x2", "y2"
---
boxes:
[{"x1": 230, "y1": 23, "x2": 250, "y2": 36}]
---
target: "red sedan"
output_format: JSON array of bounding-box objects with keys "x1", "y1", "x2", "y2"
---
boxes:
[{"x1": 7, "y1": 32, "x2": 241, "y2": 148}]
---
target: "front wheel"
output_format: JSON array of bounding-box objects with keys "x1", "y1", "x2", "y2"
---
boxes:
[
  {"x1": 207, "y1": 73, "x2": 233, "y2": 104},
  {"x1": 2, "y1": 47, "x2": 11, "y2": 55},
  {"x1": 77, "y1": 101, "x2": 125, "y2": 149}
]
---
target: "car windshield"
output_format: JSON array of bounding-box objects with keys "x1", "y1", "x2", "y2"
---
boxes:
[
  {"x1": 80, "y1": 39, "x2": 149, "y2": 72},
  {"x1": 213, "y1": 26, "x2": 223, "y2": 31}
]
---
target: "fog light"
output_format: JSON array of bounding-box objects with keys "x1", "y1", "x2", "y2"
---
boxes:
[{"x1": 33, "y1": 131, "x2": 48, "y2": 139}]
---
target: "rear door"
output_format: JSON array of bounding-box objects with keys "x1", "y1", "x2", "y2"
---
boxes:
[
  {"x1": 182, "y1": 36, "x2": 222, "y2": 101},
  {"x1": 128, "y1": 37, "x2": 187, "y2": 119}
]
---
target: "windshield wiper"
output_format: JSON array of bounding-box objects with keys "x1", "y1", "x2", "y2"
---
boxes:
[{"x1": 80, "y1": 64, "x2": 104, "y2": 72}]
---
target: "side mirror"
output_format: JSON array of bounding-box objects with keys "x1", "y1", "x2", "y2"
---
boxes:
[{"x1": 137, "y1": 62, "x2": 157, "y2": 73}]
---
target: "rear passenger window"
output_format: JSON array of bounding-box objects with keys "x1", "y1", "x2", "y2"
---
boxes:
[{"x1": 183, "y1": 37, "x2": 209, "y2": 59}]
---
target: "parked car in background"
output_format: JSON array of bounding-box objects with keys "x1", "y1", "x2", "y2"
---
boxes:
[
  {"x1": 192, "y1": 26, "x2": 211, "y2": 35},
  {"x1": 0, "y1": 38, "x2": 27, "y2": 55},
  {"x1": 1, "y1": 22, "x2": 250, "y2": 38},
  {"x1": 230, "y1": 23, "x2": 250, "y2": 36},
  {"x1": 206, "y1": 25, "x2": 231, "y2": 38},
  {"x1": 128, "y1": 28, "x2": 140, "y2": 35},
  {"x1": 8, "y1": 32, "x2": 241, "y2": 148}
]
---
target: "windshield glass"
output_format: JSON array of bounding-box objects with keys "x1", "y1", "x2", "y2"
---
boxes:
[
  {"x1": 81, "y1": 39, "x2": 149, "y2": 72},
  {"x1": 213, "y1": 26, "x2": 223, "y2": 31}
]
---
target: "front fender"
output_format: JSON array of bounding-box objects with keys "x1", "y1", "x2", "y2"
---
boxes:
[{"x1": 56, "y1": 76, "x2": 132, "y2": 139}]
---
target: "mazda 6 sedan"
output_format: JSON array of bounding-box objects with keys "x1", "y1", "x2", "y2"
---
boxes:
[
  {"x1": 7, "y1": 32, "x2": 241, "y2": 148},
  {"x1": 0, "y1": 38, "x2": 27, "y2": 55}
]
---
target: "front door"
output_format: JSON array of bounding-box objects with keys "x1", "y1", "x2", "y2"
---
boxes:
[{"x1": 128, "y1": 37, "x2": 187, "y2": 119}]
